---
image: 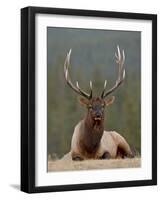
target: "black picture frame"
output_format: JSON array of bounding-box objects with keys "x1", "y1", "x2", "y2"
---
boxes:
[{"x1": 21, "y1": 6, "x2": 157, "y2": 193}]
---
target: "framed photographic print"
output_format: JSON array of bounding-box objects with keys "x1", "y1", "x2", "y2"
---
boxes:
[{"x1": 21, "y1": 6, "x2": 157, "y2": 193}]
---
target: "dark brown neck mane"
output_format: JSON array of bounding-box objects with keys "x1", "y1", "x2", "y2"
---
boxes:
[{"x1": 80, "y1": 112, "x2": 104, "y2": 154}]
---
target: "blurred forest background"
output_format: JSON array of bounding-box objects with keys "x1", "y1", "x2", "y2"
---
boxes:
[{"x1": 47, "y1": 27, "x2": 141, "y2": 159}]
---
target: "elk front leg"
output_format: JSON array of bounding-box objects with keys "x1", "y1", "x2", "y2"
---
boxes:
[
  {"x1": 72, "y1": 152, "x2": 84, "y2": 161},
  {"x1": 101, "y1": 151, "x2": 111, "y2": 159}
]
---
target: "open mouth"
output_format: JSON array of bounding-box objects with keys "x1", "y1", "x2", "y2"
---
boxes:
[{"x1": 94, "y1": 117, "x2": 102, "y2": 121}]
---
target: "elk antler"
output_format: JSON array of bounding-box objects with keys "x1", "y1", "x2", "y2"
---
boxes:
[
  {"x1": 64, "y1": 49, "x2": 92, "y2": 99},
  {"x1": 101, "y1": 45, "x2": 125, "y2": 99}
]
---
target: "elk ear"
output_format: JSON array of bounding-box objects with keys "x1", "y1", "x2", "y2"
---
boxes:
[
  {"x1": 105, "y1": 96, "x2": 115, "y2": 106},
  {"x1": 79, "y1": 97, "x2": 90, "y2": 106}
]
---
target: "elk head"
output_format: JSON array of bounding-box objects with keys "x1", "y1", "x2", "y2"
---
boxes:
[{"x1": 64, "y1": 46, "x2": 125, "y2": 124}]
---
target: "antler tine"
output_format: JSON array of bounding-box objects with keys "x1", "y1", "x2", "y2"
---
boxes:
[
  {"x1": 101, "y1": 80, "x2": 107, "y2": 98},
  {"x1": 75, "y1": 81, "x2": 91, "y2": 98},
  {"x1": 101, "y1": 45, "x2": 126, "y2": 99},
  {"x1": 64, "y1": 49, "x2": 92, "y2": 99},
  {"x1": 89, "y1": 81, "x2": 93, "y2": 99}
]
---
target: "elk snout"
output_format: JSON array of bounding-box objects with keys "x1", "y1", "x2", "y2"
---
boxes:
[
  {"x1": 96, "y1": 112, "x2": 102, "y2": 118},
  {"x1": 94, "y1": 111, "x2": 103, "y2": 121}
]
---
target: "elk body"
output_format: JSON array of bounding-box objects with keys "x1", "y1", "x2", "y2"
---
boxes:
[{"x1": 64, "y1": 46, "x2": 134, "y2": 161}]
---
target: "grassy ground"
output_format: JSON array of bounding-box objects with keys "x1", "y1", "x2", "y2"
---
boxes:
[{"x1": 48, "y1": 157, "x2": 141, "y2": 172}]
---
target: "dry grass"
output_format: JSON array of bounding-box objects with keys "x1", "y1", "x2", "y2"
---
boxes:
[{"x1": 48, "y1": 157, "x2": 141, "y2": 172}]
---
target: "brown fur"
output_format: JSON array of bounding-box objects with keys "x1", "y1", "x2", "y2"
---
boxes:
[{"x1": 71, "y1": 97, "x2": 134, "y2": 160}]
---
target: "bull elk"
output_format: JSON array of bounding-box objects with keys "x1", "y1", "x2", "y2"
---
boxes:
[{"x1": 64, "y1": 46, "x2": 134, "y2": 161}]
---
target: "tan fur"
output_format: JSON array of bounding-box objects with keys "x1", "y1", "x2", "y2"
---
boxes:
[{"x1": 71, "y1": 120, "x2": 133, "y2": 160}]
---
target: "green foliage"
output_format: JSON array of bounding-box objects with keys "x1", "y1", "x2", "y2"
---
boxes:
[{"x1": 47, "y1": 28, "x2": 141, "y2": 157}]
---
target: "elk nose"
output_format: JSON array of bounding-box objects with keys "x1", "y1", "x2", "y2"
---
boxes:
[{"x1": 96, "y1": 113, "x2": 101, "y2": 118}]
